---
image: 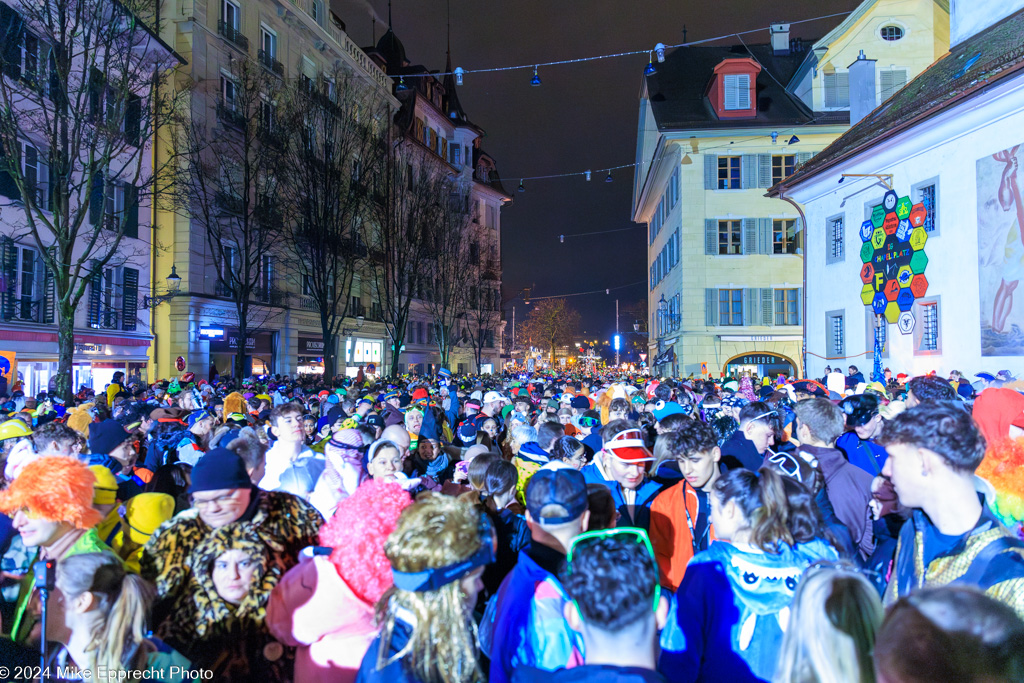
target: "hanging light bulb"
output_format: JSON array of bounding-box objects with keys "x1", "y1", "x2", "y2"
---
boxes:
[
  {"x1": 788, "y1": 135, "x2": 800, "y2": 145},
  {"x1": 530, "y1": 66, "x2": 541, "y2": 86},
  {"x1": 644, "y1": 52, "x2": 657, "y2": 76},
  {"x1": 518, "y1": 179, "x2": 525, "y2": 192},
  {"x1": 771, "y1": 131, "x2": 778, "y2": 145},
  {"x1": 605, "y1": 171, "x2": 613, "y2": 182},
  {"x1": 585, "y1": 170, "x2": 592, "y2": 181},
  {"x1": 655, "y1": 43, "x2": 666, "y2": 63},
  {"x1": 454, "y1": 67, "x2": 464, "y2": 86},
  {"x1": 681, "y1": 153, "x2": 692, "y2": 165},
  {"x1": 559, "y1": 235, "x2": 564, "y2": 243},
  {"x1": 396, "y1": 77, "x2": 408, "y2": 91}
]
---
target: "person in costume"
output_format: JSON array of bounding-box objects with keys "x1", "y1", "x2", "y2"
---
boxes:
[{"x1": 356, "y1": 493, "x2": 494, "y2": 683}]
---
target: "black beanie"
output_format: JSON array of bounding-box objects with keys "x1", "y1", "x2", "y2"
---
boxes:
[{"x1": 190, "y1": 448, "x2": 252, "y2": 493}]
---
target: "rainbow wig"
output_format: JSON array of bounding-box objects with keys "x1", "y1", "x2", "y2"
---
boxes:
[{"x1": 976, "y1": 438, "x2": 1024, "y2": 537}]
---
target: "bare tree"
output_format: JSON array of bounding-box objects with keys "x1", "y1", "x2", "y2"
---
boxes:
[
  {"x1": 363, "y1": 142, "x2": 441, "y2": 377},
  {"x1": 422, "y1": 177, "x2": 474, "y2": 370},
  {"x1": 0, "y1": 0, "x2": 180, "y2": 401},
  {"x1": 278, "y1": 67, "x2": 388, "y2": 379},
  {"x1": 168, "y1": 58, "x2": 290, "y2": 379},
  {"x1": 465, "y1": 246, "x2": 501, "y2": 373},
  {"x1": 520, "y1": 298, "x2": 582, "y2": 364}
]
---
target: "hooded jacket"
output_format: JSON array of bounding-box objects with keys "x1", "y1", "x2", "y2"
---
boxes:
[
  {"x1": 798, "y1": 444, "x2": 875, "y2": 560},
  {"x1": 719, "y1": 431, "x2": 763, "y2": 472},
  {"x1": 382, "y1": 403, "x2": 405, "y2": 428},
  {"x1": 513, "y1": 442, "x2": 550, "y2": 506},
  {"x1": 649, "y1": 480, "x2": 716, "y2": 591}
]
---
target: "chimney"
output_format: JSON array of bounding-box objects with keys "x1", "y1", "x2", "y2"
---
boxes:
[
  {"x1": 849, "y1": 50, "x2": 877, "y2": 125},
  {"x1": 770, "y1": 23, "x2": 791, "y2": 54}
]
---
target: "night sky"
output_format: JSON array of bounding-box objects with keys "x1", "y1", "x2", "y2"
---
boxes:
[{"x1": 333, "y1": 0, "x2": 862, "y2": 340}]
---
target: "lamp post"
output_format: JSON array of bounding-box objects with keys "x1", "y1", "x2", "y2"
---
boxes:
[
  {"x1": 341, "y1": 315, "x2": 365, "y2": 371},
  {"x1": 142, "y1": 266, "x2": 182, "y2": 308}
]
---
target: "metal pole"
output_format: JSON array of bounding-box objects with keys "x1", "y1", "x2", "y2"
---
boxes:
[
  {"x1": 512, "y1": 305, "x2": 515, "y2": 367},
  {"x1": 872, "y1": 313, "x2": 884, "y2": 383},
  {"x1": 615, "y1": 299, "x2": 619, "y2": 367}
]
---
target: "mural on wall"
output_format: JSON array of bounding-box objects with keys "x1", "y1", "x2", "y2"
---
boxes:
[{"x1": 979, "y1": 144, "x2": 1024, "y2": 355}]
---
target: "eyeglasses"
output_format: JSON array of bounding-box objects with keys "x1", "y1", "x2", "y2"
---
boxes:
[
  {"x1": 191, "y1": 491, "x2": 242, "y2": 510},
  {"x1": 566, "y1": 528, "x2": 661, "y2": 614}
]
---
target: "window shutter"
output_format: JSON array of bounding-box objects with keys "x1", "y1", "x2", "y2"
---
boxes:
[
  {"x1": 121, "y1": 267, "x2": 138, "y2": 331},
  {"x1": 824, "y1": 72, "x2": 849, "y2": 107},
  {"x1": 0, "y1": 140, "x2": 19, "y2": 199},
  {"x1": 705, "y1": 219, "x2": 717, "y2": 255},
  {"x1": 125, "y1": 94, "x2": 141, "y2": 146},
  {"x1": 757, "y1": 218, "x2": 772, "y2": 255},
  {"x1": 794, "y1": 217, "x2": 804, "y2": 253},
  {"x1": 704, "y1": 155, "x2": 717, "y2": 190},
  {"x1": 761, "y1": 288, "x2": 774, "y2": 326},
  {"x1": 796, "y1": 287, "x2": 803, "y2": 325},
  {"x1": 797, "y1": 152, "x2": 814, "y2": 165},
  {"x1": 87, "y1": 261, "x2": 101, "y2": 327},
  {"x1": 42, "y1": 247, "x2": 54, "y2": 324},
  {"x1": 124, "y1": 184, "x2": 138, "y2": 239},
  {"x1": 1, "y1": 4, "x2": 23, "y2": 80},
  {"x1": 742, "y1": 218, "x2": 757, "y2": 255},
  {"x1": 89, "y1": 171, "x2": 104, "y2": 226},
  {"x1": 705, "y1": 288, "x2": 718, "y2": 326},
  {"x1": 758, "y1": 154, "x2": 772, "y2": 188},
  {"x1": 741, "y1": 155, "x2": 758, "y2": 189},
  {"x1": 744, "y1": 288, "x2": 759, "y2": 326},
  {"x1": 32, "y1": 249, "x2": 44, "y2": 319},
  {"x1": 47, "y1": 44, "x2": 60, "y2": 104},
  {"x1": 0, "y1": 236, "x2": 15, "y2": 320}
]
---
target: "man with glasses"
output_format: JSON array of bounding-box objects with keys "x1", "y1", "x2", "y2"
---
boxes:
[
  {"x1": 141, "y1": 447, "x2": 322, "y2": 648},
  {"x1": 487, "y1": 463, "x2": 590, "y2": 683},
  {"x1": 513, "y1": 529, "x2": 670, "y2": 682}
]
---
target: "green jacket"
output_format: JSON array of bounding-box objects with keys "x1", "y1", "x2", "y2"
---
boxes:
[{"x1": 9, "y1": 528, "x2": 116, "y2": 642}]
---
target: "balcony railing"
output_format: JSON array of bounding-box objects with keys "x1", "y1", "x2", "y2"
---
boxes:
[
  {"x1": 217, "y1": 20, "x2": 249, "y2": 51},
  {"x1": 258, "y1": 49, "x2": 285, "y2": 77},
  {"x1": 90, "y1": 306, "x2": 119, "y2": 330},
  {"x1": 216, "y1": 98, "x2": 247, "y2": 131},
  {"x1": 10, "y1": 298, "x2": 41, "y2": 323},
  {"x1": 215, "y1": 190, "x2": 243, "y2": 215}
]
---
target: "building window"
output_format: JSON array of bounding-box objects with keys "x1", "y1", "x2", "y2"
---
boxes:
[
  {"x1": 718, "y1": 156, "x2": 741, "y2": 189},
  {"x1": 918, "y1": 300, "x2": 940, "y2": 352},
  {"x1": 222, "y1": 0, "x2": 240, "y2": 29},
  {"x1": 880, "y1": 25, "x2": 904, "y2": 41},
  {"x1": 260, "y1": 27, "x2": 276, "y2": 59},
  {"x1": 719, "y1": 289, "x2": 743, "y2": 326},
  {"x1": 773, "y1": 219, "x2": 798, "y2": 254},
  {"x1": 879, "y1": 68, "x2": 908, "y2": 101},
  {"x1": 826, "y1": 310, "x2": 845, "y2": 357},
  {"x1": 771, "y1": 155, "x2": 796, "y2": 185},
  {"x1": 914, "y1": 179, "x2": 939, "y2": 234},
  {"x1": 775, "y1": 289, "x2": 799, "y2": 326},
  {"x1": 723, "y1": 73, "x2": 751, "y2": 110},
  {"x1": 827, "y1": 214, "x2": 844, "y2": 264},
  {"x1": 824, "y1": 71, "x2": 850, "y2": 108},
  {"x1": 221, "y1": 76, "x2": 236, "y2": 109},
  {"x1": 16, "y1": 247, "x2": 36, "y2": 320},
  {"x1": 718, "y1": 220, "x2": 742, "y2": 255},
  {"x1": 21, "y1": 144, "x2": 48, "y2": 210},
  {"x1": 310, "y1": 0, "x2": 323, "y2": 23}
]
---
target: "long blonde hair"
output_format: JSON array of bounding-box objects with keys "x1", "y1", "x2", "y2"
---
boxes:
[
  {"x1": 57, "y1": 553, "x2": 156, "y2": 676},
  {"x1": 774, "y1": 563, "x2": 882, "y2": 683},
  {"x1": 375, "y1": 493, "x2": 485, "y2": 683}
]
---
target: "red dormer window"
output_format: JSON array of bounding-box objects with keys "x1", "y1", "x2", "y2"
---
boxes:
[{"x1": 708, "y1": 58, "x2": 761, "y2": 119}]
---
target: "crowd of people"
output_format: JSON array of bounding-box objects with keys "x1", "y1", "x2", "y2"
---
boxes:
[{"x1": 0, "y1": 365, "x2": 1023, "y2": 682}]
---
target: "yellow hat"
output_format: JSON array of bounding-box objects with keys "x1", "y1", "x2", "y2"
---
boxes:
[
  {"x1": 89, "y1": 465, "x2": 119, "y2": 505},
  {"x1": 0, "y1": 418, "x2": 31, "y2": 441},
  {"x1": 119, "y1": 493, "x2": 175, "y2": 545}
]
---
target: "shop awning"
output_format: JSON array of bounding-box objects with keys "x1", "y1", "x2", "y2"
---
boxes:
[{"x1": 0, "y1": 329, "x2": 151, "y2": 347}]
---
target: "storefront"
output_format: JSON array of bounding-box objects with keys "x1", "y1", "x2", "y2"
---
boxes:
[
  {"x1": 208, "y1": 328, "x2": 277, "y2": 378},
  {"x1": 344, "y1": 337, "x2": 383, "y2": 376},
  {"x1": 724, "y1": 352, "x2": 796, "y2": 379},
  {"x1": 297, "y1": 336, "x2": 326, "y2": 375}
]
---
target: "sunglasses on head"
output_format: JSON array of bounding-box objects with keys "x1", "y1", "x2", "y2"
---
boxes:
[{"x1": 566, "y1": 528, "x2": 660, "y2": 615}]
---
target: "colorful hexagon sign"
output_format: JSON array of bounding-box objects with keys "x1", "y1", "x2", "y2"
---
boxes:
[
  {"x1": 884, "y1": 301, "x2": 901, "y2": 323},
  {"x1": 884, "y1": 279, "x2": 901, "y2": 301},
  {"x1": 909, "y1": 226, "x2": 928, "y2": 251},
  {"x1": 910, "y1": 273, "x2": 929, "y2": 298},
  {"x1": 860, "y1": 241, "x2": 875, "y2": 264},
  {"x1": 909, "y1": 203, "x2": 927, "y2": 228},
  {"x1": 897, "y1": 288, "x2": 915, "y2": 312},
  {"x1": 872, "y1": 292, "x2": 888, "y2": 315},
  {"x1": 871, "y1": 205, "x2": 886, "y2": 228},
  {"x1": 897, "y1": 265, "x2": 913, "y2": 287},
  {"x1": 871, "y1": 227, "x2": 887, "y2": 249},
  {"x1": 860, "y1": 220, "x2": 875, "y2": 242},
  {"x1": 895, "y1": 196, "x2": 913, "y2": 220},
  {"x1": 861, "y1": 283, "x2": 876, "y2": 305},
  {"x1": 883, "y1": 212, "x2": 900, "y2": 235},
  {"x1": 896, "y1": 218, "x2": 912, "y2": 242},
  {"x1": 898, "y1": 311, "x2": 916, "y2": 335},
  {"x1": 910, "y1": 250, "x2": 928, "y2": 274},
  {"x1": 882, "y1": 190, "x2": 899, "y2": 213},
  {"x1": 860, "y1": 262, "x2": 876, "y2": 284}
]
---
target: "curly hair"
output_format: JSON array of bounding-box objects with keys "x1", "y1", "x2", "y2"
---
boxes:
[
  {"x1": 0, "y1": 456, "x2": 102, "y2": 528},
  {"x1": 375, "y1": 493, "x2": 486, "y2": 683},
  {"x1": 319, "y1": 480, "x2": 412, "y2": 605},
  {"x1": 878, "y1": 403, "x2": 985, "y2": 473},
  {"x1": 907, "y1": 376, "x2": 957, "y2": 404}
]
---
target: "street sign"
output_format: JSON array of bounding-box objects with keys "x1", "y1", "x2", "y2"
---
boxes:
[
  {"x1": 639, "y1": 354, "x2": 647, "y2": 362},
  {"x1": 898, "y1": 311, "x2": 916, "y2": 335}
]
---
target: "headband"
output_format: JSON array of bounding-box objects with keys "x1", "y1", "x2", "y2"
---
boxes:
[{"x1": 391, "y1": 514, "x2": 496, "y2": 592}]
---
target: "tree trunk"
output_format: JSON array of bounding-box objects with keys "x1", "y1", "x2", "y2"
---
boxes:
[
  {"x1": 56, "y1": 304, "x2": 75, "y2": 404},
  {"x1": 389, "y1": 340, "x2": 401, "y2": 378},
  {"x1": 322, "y1": 329, "x2": 336, "y2": 380}
]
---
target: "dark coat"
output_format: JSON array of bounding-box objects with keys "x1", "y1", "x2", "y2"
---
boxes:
[
  {"x1": 799, "y1": 444, "x2": 875, "y2": 560},
  {"x1": 719, "y1": 431, "x2": 763, "y2": 472}
]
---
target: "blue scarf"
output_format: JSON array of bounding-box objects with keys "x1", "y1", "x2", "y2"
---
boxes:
[{"x1": 425, "y1": 451, "x2": 450, "y2": 478}]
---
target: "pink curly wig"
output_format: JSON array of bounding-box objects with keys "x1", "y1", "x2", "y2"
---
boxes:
[
  {"x1": 319, "y1": 479, "x2": 412, "y2": 605},
  {"x1": 0, "y1": 456, "x2": 103, "y2": 529}
]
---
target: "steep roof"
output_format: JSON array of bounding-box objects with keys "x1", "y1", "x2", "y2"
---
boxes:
[
  {"x1": 771, "y1": 8, "x2": 1024, "y2": 193},
  {"x1": 646, "y1": 41, "x2": 848, "y2": 130},
  {"x1": 375, "y1": 27, "x2": 408, "y2": 69}
]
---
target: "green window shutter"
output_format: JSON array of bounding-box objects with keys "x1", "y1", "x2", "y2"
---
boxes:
[
  {"x1": 741, "y1": 155, "x2": 758, "y2": 189},
  {"x1": 1, "y1": 3, "x2": 23, "y2": 80},
  {"x1": 761, "y1": 288, "x2": 774, "y2": 326},
  {"x1": 89, "y1": 171, "x2": 104, "y2": 226},
  {"x1": 124, "y1": 94, "x2": 142, "y2": 146},
  {"x1": 0, "y1": 140, "x2": 19, "y2": 199},
  {"x1": 124, "y1": 184, "x2": 138, "y2": 239},
  {"x1": 121, "y1": 267, "x2": 138, "y2": 330},
  {"x1": 705, "y1": 288, "x2": 717, "y2": 327},
  {"x1": 705, "y1": 219, "x2": 717, "y2": 255},
  {"x1": 703, "y1": 155, "x2": 717, "y2": 190},
  {"x1": 42, "y1": 247, "x2": 54, "y2": 324},
  {"x1": 87, "y1": 261, "x2": 101, "y2": 327},
  {"x1": 0, "y1": 235, "x2": 15, "y2": 320},
  {"x1": 742, "y1": 218, "x2": 757, "y2": 255}
]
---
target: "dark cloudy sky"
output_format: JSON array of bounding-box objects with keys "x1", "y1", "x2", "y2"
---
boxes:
[{"x1": 333, "y1": 0, "x2": 861, "y2": 339}]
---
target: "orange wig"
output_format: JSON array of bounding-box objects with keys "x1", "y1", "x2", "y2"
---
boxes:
[{"x1": 0, "y1": 456, "x2": 103, "y2": 529}]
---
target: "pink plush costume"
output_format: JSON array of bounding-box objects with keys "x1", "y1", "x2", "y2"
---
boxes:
[{"x1": 266, "y1": 480, "x2": 411, "y2": 682}]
